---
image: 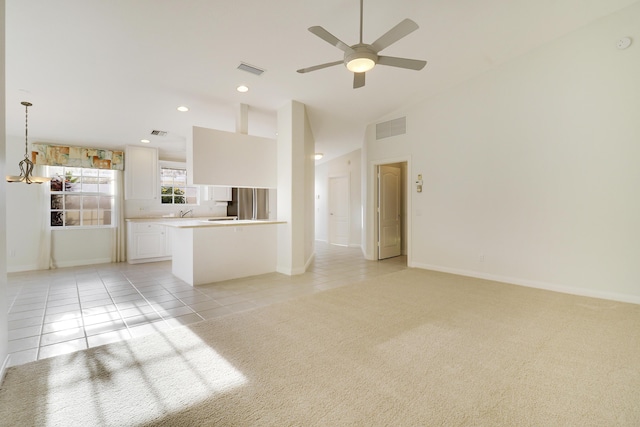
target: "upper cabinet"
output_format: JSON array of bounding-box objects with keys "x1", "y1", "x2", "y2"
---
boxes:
[
  {"x1": 211, "y1": 186, "x2": 232, "y2": 201},
  {"x1": 125, "y1": 145, "x2": 158, "y2": 200}
]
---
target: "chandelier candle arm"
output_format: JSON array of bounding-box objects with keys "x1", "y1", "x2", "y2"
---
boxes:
[{"x1": 6, "y1": 101, "x2": 51, "y2": 184}]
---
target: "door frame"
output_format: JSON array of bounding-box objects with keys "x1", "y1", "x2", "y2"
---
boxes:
[
  {"x1": 367, "y1": 156, "x2": 412, "y2": 265},
  {"x1": 328, "y1": 174, "x2": 350, "y2": 247},
  {"x1": 377, "y1": 164, "x2": 403, "y2": 259}
]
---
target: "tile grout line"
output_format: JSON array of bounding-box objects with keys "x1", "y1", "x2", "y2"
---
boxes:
[
  {"x1": 74, "y1": 274, "x2": 91, "y2": 353},
  {"x1": 35, "y1": 277, "x2": 56, "y2": 361}
]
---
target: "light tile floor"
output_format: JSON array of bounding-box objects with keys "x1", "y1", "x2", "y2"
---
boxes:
[{"x1": 7, "y1": 242, "x2": 407, "y2": 367}]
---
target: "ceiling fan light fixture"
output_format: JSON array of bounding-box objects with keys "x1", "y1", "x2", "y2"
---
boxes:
[
  {"x1": 297, "y1": 0, "x2": 425, "y2": 88},
  {"x1": 345, "y1": 47, "x2": 377, "y2": 73},
  {"x1": 346, "y1": 57, "x2": 375, "y2": 73}
]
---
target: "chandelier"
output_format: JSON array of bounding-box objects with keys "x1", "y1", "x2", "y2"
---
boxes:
[{"x1": 6, "y1": 101, "x2": 50, "y2": 184}]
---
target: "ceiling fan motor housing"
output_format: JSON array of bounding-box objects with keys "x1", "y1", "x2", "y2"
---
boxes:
[{"x1": 345, "y1": 45, "x2": 378, "y2": 72}]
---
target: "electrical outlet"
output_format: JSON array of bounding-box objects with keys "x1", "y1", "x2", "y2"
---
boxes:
[
  {"x1": 479, "y1": 253, "x2": 485, "y2": 262},
  {"x1": 9, "y1": 249, "x2": 16, "y2": 257}
]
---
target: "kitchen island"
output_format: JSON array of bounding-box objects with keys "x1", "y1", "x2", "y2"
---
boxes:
[{"x1": 159, "y1": 219, "x2": 285, "y2": 286}]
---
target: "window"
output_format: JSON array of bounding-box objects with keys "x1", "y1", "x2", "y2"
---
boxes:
[
  {"x1": 160, "y1": 166, "x2": 198, "y2": 205},
  {"x1": 49, "y1": 166, "x2": 115, "y2": 227}
]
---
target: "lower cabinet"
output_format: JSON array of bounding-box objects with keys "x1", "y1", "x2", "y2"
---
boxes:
[{"x1": 127, "y1": 222, "x2": 172, "y2": 263}]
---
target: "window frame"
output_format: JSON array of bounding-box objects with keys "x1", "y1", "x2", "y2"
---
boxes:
[
  {"x1": 48, "y1": 166, "x2": 116, "y2": 229},
  {"x1": 159, "y1": 161, "x2": 199, "y2": 206}
]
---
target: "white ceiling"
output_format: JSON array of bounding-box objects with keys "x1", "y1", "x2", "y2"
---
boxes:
[{"x1": 6, "y1": 0, "x2": 638, "y2": 162}]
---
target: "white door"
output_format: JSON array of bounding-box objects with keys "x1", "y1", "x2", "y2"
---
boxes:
[
  {"x1": 329, "y1": 175, "x2": 349, "y2": 246},
  {"x1": 378, "y1": 165, "x2": 402, "y2": 259}
]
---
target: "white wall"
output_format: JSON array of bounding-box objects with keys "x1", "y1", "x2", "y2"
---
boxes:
[
  {"x1": 1, "y1": 0, "x2": 9, "y2": 378},
  {"x1": 277, "y1": 101, "x2": 315, "y2": 275},
  {"x1": 303, "y1": 108, "x2": 315, "y2": 263},
  {"x1": 365, "y1": 3, "x2": 640, "y2": 303},
  {"x1": 5, "y1": 135, "x2": 49, "y2": 272},
  {"x1": 51, "y1": 228, "x2": 112, "y2": 268},
  {"x1": 315, "y1": 149, "x2": 362, "y2": 248}
]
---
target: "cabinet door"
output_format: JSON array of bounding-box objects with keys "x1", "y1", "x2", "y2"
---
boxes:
[
  {"x1": 125, "y1": 146, "x2": 158, "y2": 200},
  {"x1": 127, "y1": 222, "x2": 168, "y2": 261},
  {"x1": 133, "y1": 233, "x2": 164, "y2": 259},
  {"x1": 211, "y1": 186, "x2": 232, "y2": 201}
]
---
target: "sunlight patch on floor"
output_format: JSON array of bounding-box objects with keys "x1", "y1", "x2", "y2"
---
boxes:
[{"x1": 44, "y1": 327, "x2": 247, "y2": 426}]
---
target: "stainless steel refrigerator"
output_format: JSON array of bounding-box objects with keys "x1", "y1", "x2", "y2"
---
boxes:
[{"x1": 228, "y1": 188, "x2": 269, "y2": 220}]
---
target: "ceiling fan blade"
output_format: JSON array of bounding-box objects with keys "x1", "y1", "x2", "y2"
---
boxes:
[
  {"x1": 308, "y1": 26, "x2": 354, "y2": 54},
  {"x1": 378, "y1": 56, "x2": 427, "y2": 70},
  {"x1": 371, "y1": 18, "x2": 419, "y2": 53},
  {"x1": 297, "y1": 60, "x2": 343, "y2": 73},
  {"x1": 353, "y1": 72, "x2": 365, "y2": 89}
]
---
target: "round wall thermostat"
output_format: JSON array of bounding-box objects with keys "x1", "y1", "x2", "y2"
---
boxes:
[{"x1": 617, "y1": 37, "x2": 632, "y2": 50}]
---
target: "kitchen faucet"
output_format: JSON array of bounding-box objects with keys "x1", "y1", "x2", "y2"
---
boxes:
[{"x1": 179, "y1": 209, "x2": 193, "y2": 218}]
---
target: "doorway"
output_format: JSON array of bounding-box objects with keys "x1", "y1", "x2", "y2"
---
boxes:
[
  {"x1": 377, "y1": 163, "x2": 406, "y2": 260},
  {"x1": 328, "y1": 175, "x2": 350, "y2": 246}
]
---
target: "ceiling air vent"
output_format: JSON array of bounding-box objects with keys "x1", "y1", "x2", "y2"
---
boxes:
[
  {"x1": 150, "y1": 130, "x2": 167, "y2": 136},
  {"x1": 376, "y1": 117, "x2": 406, "y2": 140},
  {"x1": 237, "y1": 62, "x2": 265, "y2": 76}
]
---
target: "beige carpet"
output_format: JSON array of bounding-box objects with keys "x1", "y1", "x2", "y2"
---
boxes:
[{"x1": 1, "y1": 268, "x2": 639, "y2": 426}]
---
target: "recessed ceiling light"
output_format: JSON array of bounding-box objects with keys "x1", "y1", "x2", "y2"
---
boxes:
[
  {"x1": 314, "y1": 153, "x2": 324, "y2": 160},
  {"x1": 177, "y1": 105, "x2": 189, "y2": 112},
  {"x1": 141, "y1": 139, "x2": 150, "y2": 144},
  {"x1": 237, "y1": 85, "x2": 249, "y2": 93}
]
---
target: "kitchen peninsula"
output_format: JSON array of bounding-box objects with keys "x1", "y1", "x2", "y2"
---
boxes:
[{"x1": 160, "y1": 219, "x2": 285, "y2": 286}]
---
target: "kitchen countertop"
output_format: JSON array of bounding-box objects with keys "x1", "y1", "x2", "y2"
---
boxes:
[
  {"x1": 125, "y1": 217, "x2": 285, "y2": 228},
  {"x1": 125, "y1": 216, "x2": 237, "y2": 222},
  {"x1": 160, "y1": 219, "x2": 286, "y2": 228}
]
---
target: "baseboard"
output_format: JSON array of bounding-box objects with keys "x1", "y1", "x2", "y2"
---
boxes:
[
  {"x1": 127, "y1": 256, "x2": 171, "y2": 265},
  {"x1": 277, "y1": 252, "x2": 315, "y2": 276},
  {"x1": 304, "y1": 252, "x2": 316, "y2": 271},
  {"x1": 276, "y1": 266, "x2": 308, "y2": 276},
  {"x1": 7, "y1": 264, "x2": 39, "y2": 273},
  {"x1": 0, "y1": 354, "x2": 10, "y2": 386},
  {"x1": 53, "y1": 257, "x2": 113, "y2": 269},
  {"x1": 412, "y1": 262, "x2": 640, "y2": 305},
  {"x1": 9, "y1": 258, "x2": 122, "y2": 272}
]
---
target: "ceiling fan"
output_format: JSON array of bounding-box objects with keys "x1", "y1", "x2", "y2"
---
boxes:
[{"x1": 297, "y1": 0, "x2": 427, "y2": 89}]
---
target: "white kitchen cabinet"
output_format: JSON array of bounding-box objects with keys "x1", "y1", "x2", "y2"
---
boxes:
[
  {"x1": 211, "y1": 186, "x2": 232, "y2": 201},
  {"x1": 125, "y1": 145, "x2": 158, "y2": 200},
  {"x1": 127, "y1": 222, "x2": 171, "y2": 263}
]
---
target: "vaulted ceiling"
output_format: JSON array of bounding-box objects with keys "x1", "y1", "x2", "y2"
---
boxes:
[{"x1": 6, "y1": 0, "x2": 638, "y2": 161}]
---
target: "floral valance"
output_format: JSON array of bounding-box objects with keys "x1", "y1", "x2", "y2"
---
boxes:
[{"x1": 32, "y1": 143, "x2": 124, "y2": 171}]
